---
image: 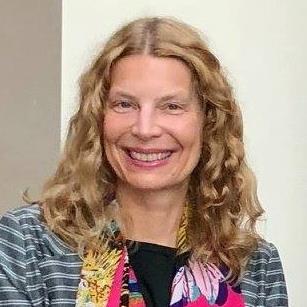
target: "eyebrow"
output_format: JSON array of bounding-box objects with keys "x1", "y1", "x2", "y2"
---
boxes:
[{"x1": 108, "y1": 89, "x2": 192, "y2": 103}]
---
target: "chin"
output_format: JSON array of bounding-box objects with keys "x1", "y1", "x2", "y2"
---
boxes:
[
  {"x1": 128, "y1": 180, "x2": 170, "y2": 191},
  {"x1": 123, "y1": 174, "x2": 186, "y2": 192}
]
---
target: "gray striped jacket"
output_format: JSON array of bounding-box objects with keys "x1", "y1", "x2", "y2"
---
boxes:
[{"x1": 0, "y1": 204, "x2": 288, "y2": 306}]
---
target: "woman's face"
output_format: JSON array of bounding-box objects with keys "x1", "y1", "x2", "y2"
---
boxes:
[{"x1": 104, "y1": 54, "x2": 203, "y2": 192}]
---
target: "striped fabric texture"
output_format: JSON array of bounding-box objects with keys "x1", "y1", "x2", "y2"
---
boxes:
[{"x1": 0, "y1": 204, "x2": 288, "y2": 306}]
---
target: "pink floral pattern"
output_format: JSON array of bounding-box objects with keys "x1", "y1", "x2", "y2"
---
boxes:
[{"x1": 170, "y1": 261, "x2": 244, "y2": 306}]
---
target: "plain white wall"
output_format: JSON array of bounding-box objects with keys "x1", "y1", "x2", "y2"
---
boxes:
[{"x1": 62, "y1": 1, "x2": 307, "y2": 305}]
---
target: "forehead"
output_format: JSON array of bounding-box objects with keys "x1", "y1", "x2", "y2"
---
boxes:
[{"x1": 109, "y1": 55, "x2": 193, "y2": 96}]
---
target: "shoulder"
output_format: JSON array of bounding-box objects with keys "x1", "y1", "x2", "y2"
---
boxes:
[
  {"x1": 245, "y1": 240, "x2": 287, "y2": 284},
  {"x1": 0, "y1": 203, "x2": 73, "y2": 258},
  {"x1": 0, "y1": 203, "x2": 45, "y2": 249},
  {"x1": 0, "y1": 204, "x2": 43, "y2": 292},
  {"x1": 0, "y1": 204, "x2": 82, "y2": 304},
  {"x1": 0, "y1": 203, "x2": 42, "y2": 228},
  {"x1": 0, "y1": 204, "x2": 41, "y2": 251},
  {"x1": 247, "y1": 240, "x2": 282, "y2": 268},
  {"x1": 241, "y1": 239, "x2": 288, "y2": 306}
]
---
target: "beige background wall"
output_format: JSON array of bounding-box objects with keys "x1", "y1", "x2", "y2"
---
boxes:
[{"x1": 0, "y1": 0, "x2": 62, "y2": 213}]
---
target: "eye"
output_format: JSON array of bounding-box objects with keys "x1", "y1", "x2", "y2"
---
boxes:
[
  {"x1": 163, "y1": 102, "x2": 185, "y2": 114},
  {"x1": 112, "y1": 100, "x2": 135, "y2": 113},
  {"x1": 167, "y1": 103, "x2": 181, "y2": 110}
]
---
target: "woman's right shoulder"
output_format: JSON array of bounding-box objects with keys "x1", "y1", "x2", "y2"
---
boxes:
[
  {"x1": 0, "y1": 204, "x2": 81, "y2": 302},
  {"x1": 0, "y1": 203, "x2": 43, "y2": 235},
  {"x1": 1, "y1": 202, "x2": 41, "y2": 219},
  {"x1": 0, "y1": 204, "x2": 45, "y2": 291},
  {"x1": 0, "y1": 203, "x2": 74, "y2": 258}
]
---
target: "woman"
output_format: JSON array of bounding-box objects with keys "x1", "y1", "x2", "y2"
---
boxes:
[{"x1": 0, "y1": 17, "x2": 287, "y2": 306}]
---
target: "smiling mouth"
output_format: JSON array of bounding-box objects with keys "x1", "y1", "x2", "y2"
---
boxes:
[{"x1": 125, "y1": 150, "x2": 173, "y2": 162}]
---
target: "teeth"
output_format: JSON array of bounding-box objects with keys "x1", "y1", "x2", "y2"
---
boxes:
[{"x1": 129, "y1": 151, "x2": 171, "y2": 162}]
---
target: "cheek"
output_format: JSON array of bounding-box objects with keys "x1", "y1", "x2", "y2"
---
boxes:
[
  {"x1": 103, "y1": 116, "x2": 123, "y2": 172},
  {"x1": 103, "y1": 113, "x2": 124, "y2": 144},
  {"x1": 179, "y1": 118, "x2": 203, "y2": 151}
]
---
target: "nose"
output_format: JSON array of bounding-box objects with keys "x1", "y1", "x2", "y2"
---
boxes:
[{"x1": 131, "y1": 105, "x2": 162, "y2": 140}]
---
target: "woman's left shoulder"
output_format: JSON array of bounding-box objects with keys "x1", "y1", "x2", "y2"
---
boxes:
[
  {"x1": 248, "y1": 239, "x2": 284, "y2": 265},
  {"x1": 240, "y1": 239, "x2": 288, "y2": 307}
]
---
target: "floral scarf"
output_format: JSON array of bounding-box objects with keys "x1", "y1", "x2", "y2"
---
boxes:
[{"x1": 76, "y1": 208, "x2": 245, "y2": 306}]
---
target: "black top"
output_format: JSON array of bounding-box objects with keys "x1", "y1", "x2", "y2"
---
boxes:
[{"x1": 128, "y1": 241, "x2": 188, "y2": 307}]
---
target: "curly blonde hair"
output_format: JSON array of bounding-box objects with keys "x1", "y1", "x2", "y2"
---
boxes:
[{"x1": 41, "y1": 16, "x2": 264, "y2": 282}]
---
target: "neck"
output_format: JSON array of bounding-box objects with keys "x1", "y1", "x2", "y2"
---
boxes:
[{"x1": 115, "y1": 182, "x2": 188, "y2": 247}]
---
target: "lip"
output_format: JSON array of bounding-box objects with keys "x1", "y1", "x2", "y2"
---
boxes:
[
  {"x1": 124, "y1": 146, "x2": 174, "y2": 154},
  {"x1": 122, "y1": 147, "x2": 174, "y2": 169}
]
